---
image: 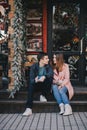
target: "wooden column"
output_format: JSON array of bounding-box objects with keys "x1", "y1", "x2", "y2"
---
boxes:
[
  {"x1": 0, "y1": 66, "x2": 2, "y2": 89},
  {"x1": 8, "y1": 0, "x2": 15, "y2": 90},
  {"x1": 43, "y1": 0, "x2": 47, "y2": 52}
]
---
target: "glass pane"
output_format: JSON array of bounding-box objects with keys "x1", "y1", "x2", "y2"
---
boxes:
[
  {"x1": 85, "y1": 55, "x2": 87, "y2": 85},
  {"x1": 27, "y1": 8, "x2": 43, "y2": 20},
  {"x1": 0, "y1": 43, "x2": 8, "y2": 89},
  {"x1": 26, "y1": 5, "x2": 43, "y2": 52},
  {"x1": 64, "y1": 55, "x2": 80, "y2": 80},
  {"x1": 28, "y1": 0, "x2": 42, "y2": 5},
  {"x1": 52, "y1": 3, "x2": 80, "y2": 52},
  {"x1": 0, "y1": 2, "x2": 9, "y2": 89}
]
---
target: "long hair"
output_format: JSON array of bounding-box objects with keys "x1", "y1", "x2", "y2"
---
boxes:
[{"x1": 53, "y1": 53, "x2": 64, "y2": 73}]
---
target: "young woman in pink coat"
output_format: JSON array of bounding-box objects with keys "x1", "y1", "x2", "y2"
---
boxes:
[{"x1": 52, "y1": 53, "x2": 74, "y2": 115}]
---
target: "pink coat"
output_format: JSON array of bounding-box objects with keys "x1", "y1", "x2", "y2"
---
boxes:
[{"x1": 53, "y1": 63, "x2": 74, "y2": 100}]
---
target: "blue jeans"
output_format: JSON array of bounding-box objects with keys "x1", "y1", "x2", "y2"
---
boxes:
[{"x1": 52, "y1": 84, "x2": 69, "y2": 105}]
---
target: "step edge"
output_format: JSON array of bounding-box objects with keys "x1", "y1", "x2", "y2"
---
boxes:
[{"x1": 0, "y1": 100, "x2": 87, "y2": 104}]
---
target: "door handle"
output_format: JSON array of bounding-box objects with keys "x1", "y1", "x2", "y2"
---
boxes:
[{"x1": 80, "y1": 37, "x2": 84, "y2": 54}]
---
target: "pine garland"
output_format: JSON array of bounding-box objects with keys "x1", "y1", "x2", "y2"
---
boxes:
[{"x1": 9, "y1": 0, "x2": 26, "y2": 98}]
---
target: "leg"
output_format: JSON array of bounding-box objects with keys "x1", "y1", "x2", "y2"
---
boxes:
[
  {"x1": 26, "y1": 82, "x2": 43, "y2": 108},
  {"x1": 41, "y1": 79, "x2": 52, "y2": 99},
  {"x1": 52, "y1": 84, "x2": 63, "y2": 104},
  {"x1": 59, "y1": 86, "x2": 72, "y2": 115},
  {"x1": 26, "y1": 83, "x2": 35, "y2": 109},
  {"x1": 52, "y1": 85, "x2": 64, "y2": 114},
  {"x1": 23, "y1": 83, "x2": 34, "y2": 116},
  {"x1": 59, "y1": 86, "x2": 69, "y2": 104}
]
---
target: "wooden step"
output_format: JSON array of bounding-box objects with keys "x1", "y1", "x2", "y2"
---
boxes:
[
  {"x1": 0, "y1": 87, "x2": 87, "y2": 101},
  {"x1": 0, "y1": 87, "x2": 87, "y2": 113},
  {"x1": 0, "y1": 100, "x2": 87, "y2": 113}
]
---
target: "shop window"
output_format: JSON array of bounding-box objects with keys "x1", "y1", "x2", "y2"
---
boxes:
[
  {"x1": 0, "y1": 1, "x2": 9, "y2": 89},
  {"x1": 52, "y1": 3, "x2": 80, "y2": 52},
  {"x1": 25, "y1": 0, "x2": 47, "y2": 68},
  {"x1": 52, "y1": 3, "x2": 81, "y2": 83},
  {"x1": 64, "y1": 54, "x2": 80, "y2": 80}
]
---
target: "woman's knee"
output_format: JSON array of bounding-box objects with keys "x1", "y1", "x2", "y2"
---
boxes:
[
  {"x1": 52, "y1": 85, "x2": 58, "y2": 91},
  {"x1": 59, "y1": 89, "x2": 64, "y2": 95},
  {"x1": 59, "y1": 87, "x2": 67, "y2": 94}
]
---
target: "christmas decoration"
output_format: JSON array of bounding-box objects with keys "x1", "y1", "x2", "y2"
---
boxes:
[{"x1": 9, "y1": 0, "x2": 26, "y2": 98}]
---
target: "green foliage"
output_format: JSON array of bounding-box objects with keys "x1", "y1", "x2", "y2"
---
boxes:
[{"x1": 9, "y1": 0, "x2": 26, "y2": 98}]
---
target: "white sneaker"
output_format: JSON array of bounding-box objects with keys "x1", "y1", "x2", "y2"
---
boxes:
[
  {"x1": 40, "y1": 95, "x2": 47, "y2": 102},
  {"x1": 22, "y1": 108, "x2": 32, "y2": 116},
  {"x1": 59, "y1": 103, "x2": 65, "y2": 115},
  {"x1": 63, "y1": 104, "x2": 72, "y2": 116}
]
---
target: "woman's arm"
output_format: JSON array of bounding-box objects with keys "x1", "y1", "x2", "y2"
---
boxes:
[{"x1": 61, "y1": 64, "x2": 70, "y2": 87}]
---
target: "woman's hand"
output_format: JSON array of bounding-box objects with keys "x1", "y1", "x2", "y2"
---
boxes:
[
  {"x1": 58, "y1": 80, "x2": 62, "y2": 85},
  {"x1": 53, "y1": 80, "x2": 58, "y2": 84},
  {"x1": 58, "y1": 85, "x2": 62, "y2": 89}
]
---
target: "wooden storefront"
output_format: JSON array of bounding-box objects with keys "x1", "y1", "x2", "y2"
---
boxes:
[{"x1": 0, "y1": 0, "x2": 87, "y2": 97}]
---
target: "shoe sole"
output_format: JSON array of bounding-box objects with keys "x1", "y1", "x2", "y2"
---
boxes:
[
  {"x1": 63, "y1": 113, "x2": 72, "y2": 116},
  {"x1": 22, "y1": 113, "x2": 32, "y2": 116}
]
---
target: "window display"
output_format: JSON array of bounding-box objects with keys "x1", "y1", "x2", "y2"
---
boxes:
[
  {"x1": 52, "y1": 3, "x2": 80, "y2": 52},
  {"x1": 26, "y1": 0, "x2": 45, "y2": 64},
  {"x1": 26, "y1": 38, "x2": 42, "y2": 52}
]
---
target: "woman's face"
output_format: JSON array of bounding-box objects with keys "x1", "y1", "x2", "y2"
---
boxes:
[{"x1": 53, "y1": 54, "x2": 56, "y2": 64}]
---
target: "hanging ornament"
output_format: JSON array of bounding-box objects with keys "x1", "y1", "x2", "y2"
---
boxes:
[
  {"x1": 61, "y1": 11, "x2": 68, "y2": 18},
  {"x1": 0, "y1": 5, "x2": 5, "y2": 16}
]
